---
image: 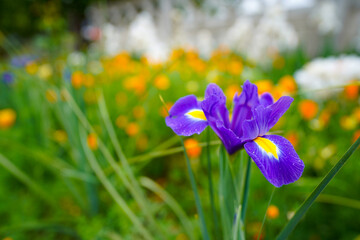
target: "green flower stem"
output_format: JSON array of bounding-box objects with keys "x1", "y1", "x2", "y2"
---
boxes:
[
  {"x1": 206, "y1": 128, "x2": 220, "y2": 240},
  {"x1": 180, "y1": 137, "x2": 210, "y2": 240},
  {"x1": 276, "y1": 136, "x2": 360, "y2": 240},
  {"x1": 241, "y1": 155, "x2": 251, "y2": 223}
]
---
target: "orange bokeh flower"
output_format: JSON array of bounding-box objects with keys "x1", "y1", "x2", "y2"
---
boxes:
[
  {"x1": 0, "y1": 108, "x2": 16, "y2": 129},
  {"x1": 353, "y1": 129, "x2": 360, "y2": 143},
  {"x1": 125, "y1": 122, "x2": 139, "y2": 136},
  {"x1": 285, "y1": 132, "x2": 298, "y2": 149},
  {"x1": 225, "y1": 84, "x2": 241, "y2": 100},
  {"x1": 344, "y1": 83, "x2": 359, "y2": 100},
  {"x1": 279, "y1": 75, "x2": 297, "y2": 94},
  {"x1": 184, "y1": 138, "x2": 202, "y2": 158},
  {"x1": 154, "y1": 74, "x2": 170, "y2": 90},
  {"x1": 298, "y1": 100, "x2": 318, "y2": 120},
  {"x1": 266, "y1": 205, "x2": 279, "y2": 219},
  {"x1": 133, "y1": 106, "x2": 146, "y2": 119},
  {"x1": 87, "y1": 133, "x2": 98, "y2": 150},
  {"x1": 256, "y1": 80, "x2": 273, "y2": 95},
  {"x1": 71, "y1": 71, "x2": 84, "y2": 89}
]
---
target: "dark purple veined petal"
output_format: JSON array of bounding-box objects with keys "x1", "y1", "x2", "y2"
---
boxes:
[
  {"x1": 240, "y1": 95, "x2": 293, "y2": 141},
  {"x1": 202, "y1": 83, "x2": 230, "y2": 128},
  {"x1": 231, "y1": 80, "x2": 260, "y2": 136},
  {"x1": 244, "y1": 135, "x2": 304, "y2": 187},
  {"x1": 260, "y1": 93, "x2": 274, "y2": 107},
  {"x1": 214, "y1": 120, "x2": 244, "y2": 154},
  {"x1": 165, "y1": 95, "x2": 209, "y2": 136},
  {"x1": 266, "y1": 96, "x2": 293, "y2": 129}
]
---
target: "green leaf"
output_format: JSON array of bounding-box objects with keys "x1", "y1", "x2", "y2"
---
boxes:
[{"x1": 276, "y1": 136, "x2": 360, "y2": 240}]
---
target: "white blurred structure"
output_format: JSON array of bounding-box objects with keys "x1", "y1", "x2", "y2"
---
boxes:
[
  {"x1": 83, "y1": 0, "x2": 360, "y2": 63},
  {"x1": 294, "y1": 55, "x2": 360, "y2": 98}
]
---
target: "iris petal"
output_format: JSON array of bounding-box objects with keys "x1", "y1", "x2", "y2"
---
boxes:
[
  {"x1": 231, "y1": 80, "x2": 260, "y2": 136},
  {"x1": 165, "y1": 95, "x2": 208, "y2": 136},
  {"x1": 244, "y1": 135, "x2": 304, "y2": 187}
]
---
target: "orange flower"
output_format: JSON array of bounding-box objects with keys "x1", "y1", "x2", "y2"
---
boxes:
[
  {"x1": 285, "y1": 132, "x2": 298, "y2": 149},
  {"x1": 353, "y1": 129, "x2": 360, "y2": 143},
  {"x1": 159, "y1": 102, "x2": 173, "y2": 117},
  {"x1": 87, "y1": 133, "x2": 98, "y2": 150},
  {"x1": 279, "y1": 75, "x2": 297, "y2": 94},
  {"x1": 344, "y1": 83, "x2": 359, "y2": 100},
  {"x1": 0, "y1": 108, "x2": 16, "y2": 129},
  {"x1": 184, "y1": 138, "x2": 202, "y2": 158},
  {"x1": 319, "y1": 110, "x2": 331, "y2": 127},
  {"x1": 225, "y1": 84, "x2": 241, "y2": 100},
  {"x1": 227, "y1": 60, "x2": 243, "y2": 75},
  {"x1": 256, "y1": 80, "x2": 273, "y2": 95},
  {"x1": 71, "y1": 71, "x2": 84, "y2": 89},
  {"x1": 298, "y1": 100, "x2": 318, "y2": 120},
  {"x1": 123, "y1": 75, "x2": 147, "y2": 95},
  {"x1": 154, "y1": 74, "x2": 170, "y2": 90},
  {"x1": 125, "y1": 122, "x2": 139, "y2": 136},
  {"x1": 266, "y1": 205, "x2": 279, "y2": 219}
]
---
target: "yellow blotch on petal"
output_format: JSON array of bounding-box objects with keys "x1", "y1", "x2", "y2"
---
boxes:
[
  {"x1": 0, "y1": 109, "x2": 16, "y2": 129},
  {"x1": 186, "y1": 110, "x2": 207, "y2": 121},
  {"x1": 254, "y1": 137, "x2": 278, "y2": 159}
]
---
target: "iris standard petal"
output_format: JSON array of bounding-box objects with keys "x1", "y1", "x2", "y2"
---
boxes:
[
  {"x1": 260, "y1": 93, "x2": 274, "y2": 107},
  {"x1": 267, "y1": 96, "x2": 293, "y2": 129},
  {"x1": 202, "y1": 83, "x2": 230, "y2": 128},
  {"x1": 165, "y1": 95, "x2": 208, "y2": 136},
  {"x1": 231, "y1": 80, "x2": 260, "y2": 136},
  {"x1": 244, "y1": 135, "x2": 304, "y2": 187}
]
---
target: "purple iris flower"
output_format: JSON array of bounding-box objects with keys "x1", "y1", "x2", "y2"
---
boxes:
[
  {"x1": 2, "y1": 72, "x2": 14, "y2": 84},
  {"x1": 165, "y1": 80, "x2": 304, "y2": 187}
]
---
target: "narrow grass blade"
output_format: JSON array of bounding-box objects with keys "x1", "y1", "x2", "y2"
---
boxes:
[
  {"x1": 206, "y1": 128, "x2": 220, "y2": 240},
  {"x1": 79, "y1": 129, "x2": 154, "y2": 240},
  {"x1": 140, "y1": 176, "x2": 195, "y2": 240},
  {"x1": 0, "y1": 153, "x2": 55, "y2": 207},
  {"x1": 257, "y1": 187, "x2": 276, "y2": 240},
  {"x1": 232, "y1": 205, "x2": 245, "y2": 240},
  {"x1": 63, "y1": 88, "x2": 161, "y2": 234},
  {"x1": 276, "y1": 136, "x2": 360, "y2": 240},
  {"x1": 180, "y1": 137, "x2": 210, "y2": 240},
  {"x1": 97, "y1": 93, "x2": 161, "y2": 233},
  {"x1": 241, "y1": 155, "x2": 251, "y2": 223}
]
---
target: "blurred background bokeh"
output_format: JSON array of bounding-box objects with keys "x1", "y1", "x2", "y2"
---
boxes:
[{"x1": 0, "y1": 0, "x2": 360, "y2": 239}]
